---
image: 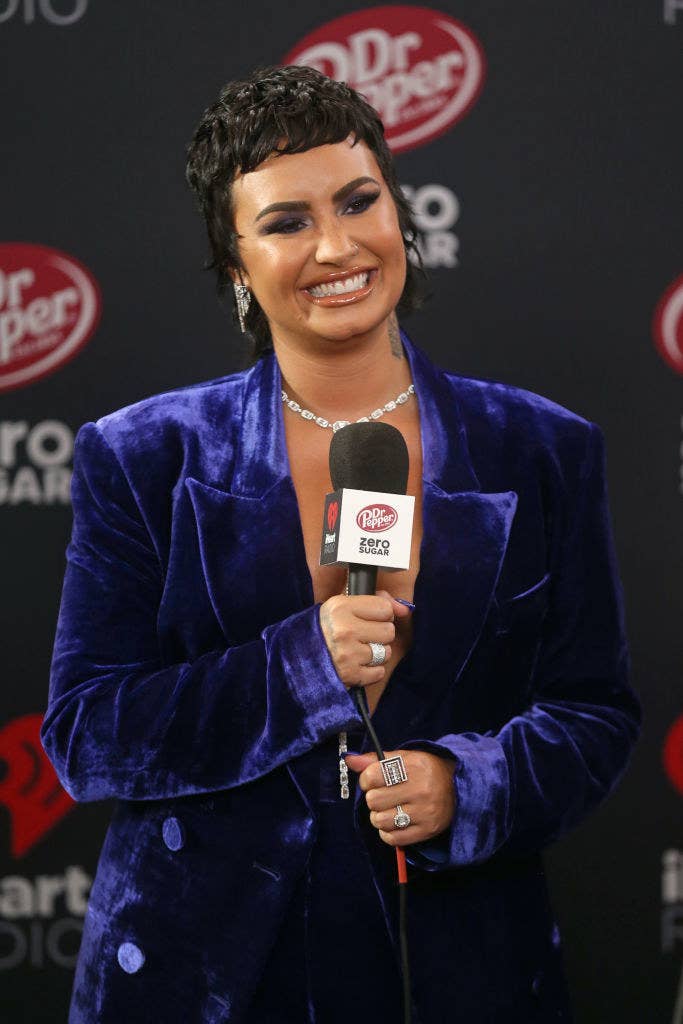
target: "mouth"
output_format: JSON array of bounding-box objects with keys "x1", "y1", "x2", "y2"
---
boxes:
[{"x1": 302, "y1": 268, "x2": 377, "y2": 306}]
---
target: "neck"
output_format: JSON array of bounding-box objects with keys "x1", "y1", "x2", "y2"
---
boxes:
[{"x1": 272, "y1": 316, "x2": 412, "y2": 421}]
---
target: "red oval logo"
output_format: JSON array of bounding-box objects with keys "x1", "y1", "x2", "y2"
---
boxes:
[
  {"x1": 653, "y1": 273, "x2": 683, "y2": 376},
  {"x1": 283, "y1": 5, "x2": 486, "y2": 154},
  {"x1": 356, "y1": 503, "x2": 397, "y2": 532},
  {"x1": 0, "y1": 243, "x2": 101, "y2": 393},
  {"x1": 663, "y1": 715, "x2": 683, "y2": 797}
]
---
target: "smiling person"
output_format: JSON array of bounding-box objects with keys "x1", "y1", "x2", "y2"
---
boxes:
[{"x1": 42, "y1": 66, "x2": 641, "y2": 1024}]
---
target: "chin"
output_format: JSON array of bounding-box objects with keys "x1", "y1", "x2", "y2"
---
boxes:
[{"x1": 309, "y1": 309, "x2": 395, "y2": 345}]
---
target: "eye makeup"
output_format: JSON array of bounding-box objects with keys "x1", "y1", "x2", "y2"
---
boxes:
[{"x1": 260, "y1": 188, "x2": 381, "y2": 236}]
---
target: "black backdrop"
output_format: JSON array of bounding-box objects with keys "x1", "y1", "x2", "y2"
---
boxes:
[{"x1": 2, "y1": 2, "x2": 682, "y2": 1021}]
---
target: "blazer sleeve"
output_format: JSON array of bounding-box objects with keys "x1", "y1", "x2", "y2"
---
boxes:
[
  {"x1": 41, "y1": 422, "x2": 361, "y2": 803},
  {"x1": 402, "y1": 422, "x2": 641, "y2": 870}
]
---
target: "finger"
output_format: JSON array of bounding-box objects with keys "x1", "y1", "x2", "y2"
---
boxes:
[
  {"x1": 365, "y1": 784, "x2": 415, "y2": 811},
  {"x1": 357, "y1": 621, "x2": 396, "y2": 645},
  {"x1": 369, "y1": 806, "x2": 414, "y2": 831},
  {"x1": 375, "y1": 590, "x2": 413, "y2": 619},
  {"x1": 357, "y1": 749, "x2": 410, "y2": 792},
  {"x1": 346, "y1": 595, "x2": 394, "y2": 622},
  {"x1": 354, "y1": 665, "x2": 386, "y2": 688},
  {"x1": 378, "y1": 827, "x2": 420, "y2": 847},
  {"x1": 355, "y1": 640, "x2": 393, "y2": 665},
  {"x1": 344, "y1": 753, "x2": 376, "y2": 774}
]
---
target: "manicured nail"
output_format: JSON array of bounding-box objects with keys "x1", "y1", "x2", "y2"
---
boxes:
[{"x1": 394, "y1": 597, "x2": 416, "y2": 611}]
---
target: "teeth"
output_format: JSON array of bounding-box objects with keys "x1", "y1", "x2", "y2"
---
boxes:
[{"x1": 308, "y1": 272, "x2": 369, "y2": 298}]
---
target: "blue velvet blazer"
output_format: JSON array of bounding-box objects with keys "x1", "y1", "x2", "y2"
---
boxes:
[{"x1": 42, "y1": 332, "x2": 641, "y2": 1023}]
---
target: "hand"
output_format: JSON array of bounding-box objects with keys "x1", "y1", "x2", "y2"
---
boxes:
[
  {"x1": 319, "y1": 590, "x2": 412, "y2": 690},
  {"x1": 345, "y1": 748, "x2": 457, "y2": 847}
]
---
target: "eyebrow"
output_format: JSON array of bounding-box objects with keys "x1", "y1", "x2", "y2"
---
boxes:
[{"x1": 254, "y1": 176, "x2": 381, "y2": 223}]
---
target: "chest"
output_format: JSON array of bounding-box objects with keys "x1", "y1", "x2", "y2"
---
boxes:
[{"x1": 283, "y1": 413, "x2": 424, "y2": 605}]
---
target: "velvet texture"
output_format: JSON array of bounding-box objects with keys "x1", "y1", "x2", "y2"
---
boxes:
[{"x1": 42, "y1": 332, "x2": 641, "y2": 1023}]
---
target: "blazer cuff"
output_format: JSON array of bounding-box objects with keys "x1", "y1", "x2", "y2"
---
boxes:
[
  {"x1": 262, "y1": 603, "x2": 363, "y2": 742},
  {"x1": 400, "y1": 734, "x2": 511, "y2": 870}
]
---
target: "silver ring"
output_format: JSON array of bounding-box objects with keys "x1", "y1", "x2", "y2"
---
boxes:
[
  {"x1": 380, "y1": 755, "x2": 408, "y2": 787},
  {"x1": 368, "y1": 642, "x2": 386, "y2": 666},
  {"x1": 394, "y1": 805, "x2": 411, "y2": 829}
]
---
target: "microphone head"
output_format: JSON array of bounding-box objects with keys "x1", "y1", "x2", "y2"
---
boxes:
[{"x1": 329, "y1": 421, "x2": 409, "y2": 494}]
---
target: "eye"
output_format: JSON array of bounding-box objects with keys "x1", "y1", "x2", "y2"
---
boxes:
[
  {"x1": 345, "y1": 190, "x2": 381, "y2": 215},
  {"x1": 262, "y1": 217, "x2": 308, "y2": 236}
]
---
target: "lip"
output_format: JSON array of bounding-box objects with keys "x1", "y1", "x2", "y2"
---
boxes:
[{"x1": 301, "y1": 268, "x2": 378, "y2": 307}]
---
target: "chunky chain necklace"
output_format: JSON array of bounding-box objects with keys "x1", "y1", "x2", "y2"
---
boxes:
[{"x1": 281, "y1": 383, "x2": 415, "y2": 432}]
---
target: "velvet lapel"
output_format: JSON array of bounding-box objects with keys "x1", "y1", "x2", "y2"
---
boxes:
[
  {"x1": 185, "y1": 353, "x2": 313, "y2": 644},
  {"x1": 367, "y1": 333, "x2": 518, "y2": 742},
  {"x1": 184, "y1": 333, "x2": 518, "y2": 721}
]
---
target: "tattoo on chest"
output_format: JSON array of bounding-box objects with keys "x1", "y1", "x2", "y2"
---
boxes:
[{"x1": 389, "y1": 313, "x2": 403, "y2": 359}]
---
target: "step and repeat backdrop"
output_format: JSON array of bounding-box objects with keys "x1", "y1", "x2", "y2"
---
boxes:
[{"x1": 1, "y1": 2, "x2": 682, "y2": 1021}]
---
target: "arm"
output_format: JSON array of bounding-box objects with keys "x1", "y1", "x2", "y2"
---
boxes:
[
  {"x1": 41, "y1": 422, "x2": 361, "y2": 803},
  {"x1": 403, "y1": 422, "x2": 641, "y2": 869}
]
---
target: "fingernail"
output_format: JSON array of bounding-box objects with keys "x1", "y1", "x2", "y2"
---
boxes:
[
  {"x1": 344, "y1": 750, "x2": 361, "y2": 757},
  {"x1": 394, "y1": 597, "x2": 416, "y2": 611}
]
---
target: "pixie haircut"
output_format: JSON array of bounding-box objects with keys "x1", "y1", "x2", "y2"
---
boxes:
[{"x1": 185, "y1": 64, "x2": 425, "y2": 360}]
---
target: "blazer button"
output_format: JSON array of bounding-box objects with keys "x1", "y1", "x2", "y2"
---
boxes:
[
  {"x1": 117, "y1": 941, "x2": 145, "y2": 974},
  {"x1": 162, "y1": 816, "x2": 186, "y2": 851}
]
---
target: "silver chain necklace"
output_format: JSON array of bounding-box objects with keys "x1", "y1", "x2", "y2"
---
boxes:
[{"x1": 281, "y1": 383, "x2": 415, "y2": 432}]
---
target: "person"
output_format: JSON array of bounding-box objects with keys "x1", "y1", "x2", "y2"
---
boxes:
[{"x1": 42, "y1": 65, "x2": 641, "y2": 1024}]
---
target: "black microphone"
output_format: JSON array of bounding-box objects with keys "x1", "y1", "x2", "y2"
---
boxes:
[
  {"x1": 328, "y1": 420, "x2": 415, "y2": 1024},
  {"x1": 328, "y1": 421, "x2": 410, "y2": 596}
]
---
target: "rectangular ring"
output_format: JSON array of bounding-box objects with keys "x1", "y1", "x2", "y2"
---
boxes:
[{"x1": 380, "y1": 754, "x2": 408, "y2": 787}]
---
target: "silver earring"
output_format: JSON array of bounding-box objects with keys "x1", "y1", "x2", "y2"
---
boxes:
[{"x1": 234, "y1": 283, "x2": 251, "y2": 333}]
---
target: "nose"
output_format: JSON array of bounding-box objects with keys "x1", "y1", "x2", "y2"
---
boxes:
[{"x1": 314, "y1": 218, "x2": 359, "y2": 265}]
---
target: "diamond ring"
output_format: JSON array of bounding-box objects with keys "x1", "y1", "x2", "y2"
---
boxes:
[{"x1": 394, "y1": 805, "x2": 411, "y2": 829}]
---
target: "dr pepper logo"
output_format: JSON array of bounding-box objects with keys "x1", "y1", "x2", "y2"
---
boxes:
[
  {"x1": 653, "y1": 273, "x2": 683, "y2": 376},
  {"x1": 283, "y1": 5, "x2": 485, "y2": 154},
  {"x1": 357, "y1": 503, "x2": 398, "y2": 532},
  {"x1": 0, "y1": 243, "x2": 101, "y2": 392}
]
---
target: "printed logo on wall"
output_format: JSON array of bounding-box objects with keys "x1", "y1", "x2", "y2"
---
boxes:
[
  {"x1": 664, "y1": 715, "x2": 683, "y2": 797},
  {"x1": 0, "y1": 0, "x2": 88, "y2": 26},
  {"x1": 0, "y1": 243, "x2": 101, "y2": 393},
  {"x1": 402, "y1": 182, "x2": 460, "y2": 268},
  {"x1": 283, "y1": 5, "x2": 486, "y2": 154},
  {"x1": 653, "y1": 273, "x2": 683, "y2": 376},
  {"x1": 0, "y1": 715, "x2": 74, "y2": 859},
  {"x1": 0, "y1": 715, "x2": 91, "y2": 971},
  {"x1": 0, "y1": 419, "x2": 74, "y2": 506},
  {"x1": 662, "y1": 719, "x2": 683, "y2": 1018}
]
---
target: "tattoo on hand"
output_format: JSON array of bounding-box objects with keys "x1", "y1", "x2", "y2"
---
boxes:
[{"x1": 320, "y1": 609, "x2": 337, "y2": 656}]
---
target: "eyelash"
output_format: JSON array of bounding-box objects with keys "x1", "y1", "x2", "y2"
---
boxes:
[{"x1": 263, "y1": 190, "x2": 381, "y2": 236}]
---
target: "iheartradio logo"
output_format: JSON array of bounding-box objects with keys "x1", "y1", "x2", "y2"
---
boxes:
[
  {"x1": 283, "y1": 5, "x2": 485, "y2": 154},
  {"x1": 664, "y1": 715, "x2": 683, "y2": 797},
  {"x1": 356, "y1": 503, "x2": 398, "y2": 532},
  {"x1": 0, "y1": 714, "x2": 74, "y2": 858},
  {"x1": 0, "y1": 243, "x2": 101, "y2": 393},
  {"x1": 653, "y1": 274, "x2": 683, "y2": 376}
]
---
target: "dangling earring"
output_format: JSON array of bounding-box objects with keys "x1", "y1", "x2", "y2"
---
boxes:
[{"x1": 234, "y1": 282, "x2": 251, "y2": 333}]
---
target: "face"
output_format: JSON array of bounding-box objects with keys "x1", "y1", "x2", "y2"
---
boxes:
[{"x1": 230, "y1": 137, "x2": 406, "y2": 350}]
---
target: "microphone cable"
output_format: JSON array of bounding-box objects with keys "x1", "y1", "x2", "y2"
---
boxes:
[{"x1": 350, "y1": 683, "x2": 412, "y2": 1024}]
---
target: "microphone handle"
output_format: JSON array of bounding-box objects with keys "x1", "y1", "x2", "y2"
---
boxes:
[
  {"x1": 346, "y1": 563, "x2": 379, "y2": 726},
  {"x1": 347, "y1": 564, "x2": 378, "y2": 596}
]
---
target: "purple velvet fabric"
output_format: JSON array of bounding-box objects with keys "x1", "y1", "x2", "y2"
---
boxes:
[{"x1": 42, "y1": 331, "x2": 640, "y2": 1022}]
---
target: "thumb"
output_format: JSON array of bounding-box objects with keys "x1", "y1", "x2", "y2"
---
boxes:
[{"x1": 344, "y1": 752, "x2": 377, "y2": 773}]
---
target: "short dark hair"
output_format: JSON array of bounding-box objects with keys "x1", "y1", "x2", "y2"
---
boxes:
[{"x1": 185, "y1": 64, "x2": 426, "y2": 360}]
